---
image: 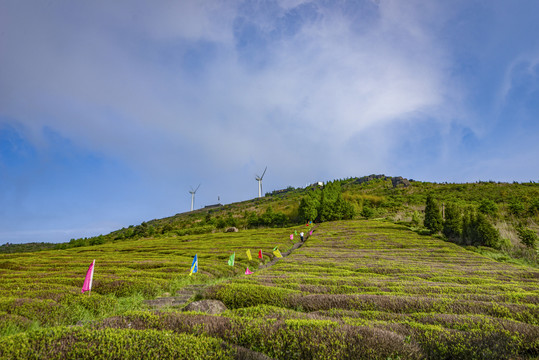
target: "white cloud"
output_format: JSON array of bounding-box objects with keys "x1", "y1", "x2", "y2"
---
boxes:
[{"x1": 0, "y1": 0, "x2": 462, "y2": 181}]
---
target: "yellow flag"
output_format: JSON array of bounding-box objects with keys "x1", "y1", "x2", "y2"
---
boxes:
[
  {"x1": 246, "y1": 249, "x2": 252, "y2": 261},
  {"x1": 273, "y1": 249, "x2": 282, "y2": 258}
]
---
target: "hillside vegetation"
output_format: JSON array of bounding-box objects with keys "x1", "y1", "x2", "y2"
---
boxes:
[
  {"x1": 0, "y1": 220, "x2": 538, "y2": 359},
  {"x1": 5, "y1": 175, "x2": 536, "y2": 267},
  {"x1": 1, "y1": 176, "x2": 538, "y2": 358}
]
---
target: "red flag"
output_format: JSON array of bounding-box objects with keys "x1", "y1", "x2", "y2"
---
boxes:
[
  {"x1": 258, "y1": 250, "x2": 262, "y2": 259},
  {"x1": 81, "y1": 260, "x2": 95, "y2": 294}
]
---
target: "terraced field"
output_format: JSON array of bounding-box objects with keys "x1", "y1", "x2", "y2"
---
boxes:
[{"x1": 1, "y1": 220, "x2": 538, "y2": 359}]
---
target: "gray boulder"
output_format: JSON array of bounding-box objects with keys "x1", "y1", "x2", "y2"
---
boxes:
[
  {"x1": 183, "y1": 300, "x2": 227, "y2": 314},
  {"x1": 391, "y1": 176, "x2": 411, "y2": 188}
]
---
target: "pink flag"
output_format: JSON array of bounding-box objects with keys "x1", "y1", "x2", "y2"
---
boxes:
[
  {"x1": 290, "y1": 234, "x2": 293, "y2": 240},
  {"x1": 309, "y1": 230, "x2": 313, "y2": 236},
  {"x1": 81, "y1": 259, "x2": 95, "y2": 294},
  {"x1": 245, "y1": 267, "x2": 253, "y2": 275}
]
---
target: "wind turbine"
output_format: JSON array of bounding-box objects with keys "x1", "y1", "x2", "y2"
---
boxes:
[
  {"x1": 189, "y1": 184, "x2": 200, "y2": 211},
  {"x1": 255, "y1": 167, "x2": 267, "y2": 198}
]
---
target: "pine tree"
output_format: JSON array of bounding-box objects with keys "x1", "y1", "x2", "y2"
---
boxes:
[
  {"x1": 443, "y1": 202, "x2": 462, "y2": 240},
  {"x1": 475, "y1": 213, "x2": 501, "y2": 249},
  {"x1": 298, "y1": 190, "x2": 320, "y2": 222},
  {"x1": 424, "y1": 195, "x2": 443, "y2": 233},
  {"x1": 319, "y1": 182, "x2": 341, "y2": 221}
]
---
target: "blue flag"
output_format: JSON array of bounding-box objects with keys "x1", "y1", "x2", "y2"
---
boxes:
[{"x1": 190, "y1": 254, "x2": 198, "y2": 276}]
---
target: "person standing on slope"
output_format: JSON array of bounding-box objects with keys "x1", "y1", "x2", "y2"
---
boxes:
[{"x1": 300, "y1": 232, "x2": 304, "y2": 242}]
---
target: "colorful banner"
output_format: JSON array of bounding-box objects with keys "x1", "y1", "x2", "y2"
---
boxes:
[
  {"x1": 290, "y1": 234, "x2": 293, "y2": 240},
  {"x1": 81, "y1": 260, "x2": 95, "y2": 294},
  {"x1": 246, "y1": 249, "x2": 252, "y2": 261},
  {"x1": 258, "y1": 250, "x2": 263, "y2": 259},
  {"x1": 245, "y1": 267, "x2": 253, "y2": 275},
  {"x1": 190, "y1": 254, "x2": 198, "y2": 276},
  {"x1": 273, "y1": 249, "x2": 283, "y2": 258},
  {"x1": 228, "y1": 252, "x2": 235, "y2": 266}
]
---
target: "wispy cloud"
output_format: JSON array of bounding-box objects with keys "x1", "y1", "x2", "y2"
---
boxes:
[{"x1": 1, "y1": 1, "x2": 460, "y2": 175}]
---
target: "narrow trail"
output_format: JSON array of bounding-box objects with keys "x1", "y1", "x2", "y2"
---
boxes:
[
  {"x1": 259, "y1": 226, "x2": 316, "y2": 270},
  {"x1": 143, "y1": 226, "x2": 317, "y2": 310}
]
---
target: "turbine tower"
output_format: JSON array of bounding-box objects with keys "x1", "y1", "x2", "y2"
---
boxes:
[
  {"x1": 255, "y1": 167, "x2": 267, "y2": 198},
  {"x1": 189, "y1": 184, "x2": 200, "y2": 211}
]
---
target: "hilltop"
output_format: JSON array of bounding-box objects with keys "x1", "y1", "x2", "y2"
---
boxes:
[
  {"x1": 2, "y1": 174, "x2": 538, "y2": 270},
  {"x1": 4, "y1": 174, "x2": 535, "y2": 265}
]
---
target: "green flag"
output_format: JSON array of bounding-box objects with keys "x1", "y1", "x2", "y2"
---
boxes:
[
  {"x1": 228, "y1": 252, "x2": 235, "y2": 266},
  {"x1": 294, "y1": 230, "x2": 297, "y2": 235}
]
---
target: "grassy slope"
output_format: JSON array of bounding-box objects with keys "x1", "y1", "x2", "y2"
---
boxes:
[{"x1": 1, "y1": 220, "x2": 538, "y2": 359}]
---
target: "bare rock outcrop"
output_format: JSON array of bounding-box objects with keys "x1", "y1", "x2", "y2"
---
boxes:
[{"x1": 183, "y1": 300, "x2": 227, "y2": 314}]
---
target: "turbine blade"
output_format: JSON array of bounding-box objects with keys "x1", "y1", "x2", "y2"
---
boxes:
[{"x1": 261, "y1": 166, "x2": 267, "y2": 179}]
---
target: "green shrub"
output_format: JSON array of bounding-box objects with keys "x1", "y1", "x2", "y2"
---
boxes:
[
  {"x1": 478, "y1": 199, "x2": 498, "y2": 217},
  {"x1": 517, "y1": 227, "x2": 538, "y2": 249},
  {"x1": 360, "y1": 206, "x2": 375, "y2": 219},
  {"x1": 443, "y1": 203, "x2": 462, "y2": 240},
  {"x1": 204, "y1": 283, "x2": 300, "y2": 308},
  {"x1": 424, "y1": 195, "x2": 443, "y2": 233},
  {"x1": 0, "y1": 327, "x2": 234, "y2": 359},
  {"x1": 475, "y1": 213, "x2": 501, "y2": 249}
]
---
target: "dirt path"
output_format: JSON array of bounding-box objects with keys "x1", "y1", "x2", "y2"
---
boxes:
[{"x1": 259, "y1": 226, "x2": 316, "y2": 270}]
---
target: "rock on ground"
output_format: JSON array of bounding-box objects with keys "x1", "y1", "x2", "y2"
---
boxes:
[{"x1": 183, "y1": 300, "x2": 227, "y2": 314}]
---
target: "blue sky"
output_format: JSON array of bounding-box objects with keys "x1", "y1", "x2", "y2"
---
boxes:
[{"x1": 1, "y1": 0, "x2": 538, "y2": 244}]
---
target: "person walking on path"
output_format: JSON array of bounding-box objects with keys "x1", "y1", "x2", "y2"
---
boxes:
[{"x1": 300, "y1": 231, "x2": 304, "y2": 242}]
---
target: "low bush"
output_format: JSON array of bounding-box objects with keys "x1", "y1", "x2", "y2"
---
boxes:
[
  {"x1": 204, "y1": 283, "x2": 301, "y2": 308},
  {"x1": 517, "y1": 226, "x2": 539, "y2": 248},
  {"x1": 0, "y1": 327, "x2": 235, "y2": 359}
]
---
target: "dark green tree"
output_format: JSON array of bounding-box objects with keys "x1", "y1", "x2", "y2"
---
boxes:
[
  {"x1": 260, "y1": 206, "x2": 275, "y2": 226},
  {"x1": 319, "y1": 182, "x2": 342, "y2": 222},
  {"x1": 516, "y1": 226, "x2": 538, "y2": 248},
  {"x1": 360, "y1": 206, "x2": 374, "y2": 219},
  {"x1": 225, "y1": 213, "x2": 237, "y2": 227},
  {"x1": 508, "y1": 198, "x2": 525, "y2": 217},
  {"x1": 424, "y1": 195, "x2": 443, "y2": 233},
  {"x1": 443, "y1": 202, "x2": 462, "y2": 240},
  {"x1": 462, "y1": 206, "x2": 477, "y2": 245},
  {"x1": 298, "y1": 190, "x2": 320, "y2": 223},
  {"x1": 475, "y1": 213, "x2": 501, "y2": 249},
  {"x1": 246, "y1": 212, "x2": 260, "y2": 228},
  {"x1": 478, "y1": 199, "x2": 498, "y2": 217},
  {"x1": 528, "y1": 198, "x2": 539, "y2": 217},
  {"x1": 339, "y1": 197, "x2": 356, "y2": 219},
  {"x1": 161, "y1": 223, "x2": 173, "y2": 234}
]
